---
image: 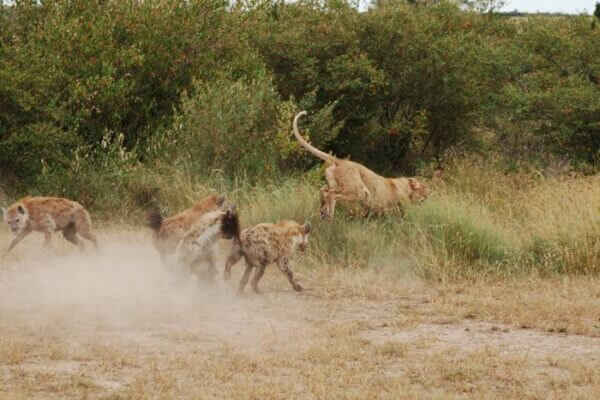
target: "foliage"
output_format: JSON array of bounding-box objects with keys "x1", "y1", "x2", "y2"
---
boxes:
[
  {"x1": 0, "y1": 0, "x2": 598, "y2": 199},
  {"x1": 499, "y1": 16, "x2": 600, "y2": 165}
]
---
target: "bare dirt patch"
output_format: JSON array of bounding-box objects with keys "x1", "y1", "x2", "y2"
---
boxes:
[{"x1": 363, "y1": 320, "x2": 600, "y2": 363}]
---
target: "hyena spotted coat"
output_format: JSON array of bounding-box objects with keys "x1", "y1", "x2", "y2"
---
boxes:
[
  {"x1": 175, "y1": 207, "x2": 240, "y2": 279},
  {"x1": 2, "y1": 196, "x2": 98, "y2": 252},
  {"x1": 224, "y1": 220, "x2": 311, "y2": 294},
  {"x1": 147, "y1": 193, "x2": 229, "y2": 260}
]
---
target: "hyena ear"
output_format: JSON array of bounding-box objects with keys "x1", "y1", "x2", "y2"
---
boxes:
[
  {"x1": 303, "y1": 221, "x2": 312, "y2": 234},
  {"x1": 1, "y1": 207, "x2": 5, "y2": 218},
  {"x1": 17, "y1": 205, "x2": 25, "y2": 215},
  {"x1": 216, "y1": 194, "x2": 226, "y2": 206},
  {"x1": 225, "y1": 204, "x2": 237, "y2": 216}
]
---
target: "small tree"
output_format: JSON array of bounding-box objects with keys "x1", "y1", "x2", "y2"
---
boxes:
[{"x1": 593, "y1": 2, "x2": 600, "y2": 29}]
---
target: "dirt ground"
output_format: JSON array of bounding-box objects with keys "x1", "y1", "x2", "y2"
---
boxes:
[{"x1": 0, "y1": 229, "x2": 599, "y2": 399}]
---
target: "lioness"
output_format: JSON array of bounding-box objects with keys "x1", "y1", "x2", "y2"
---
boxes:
[
  {"x1": 2, "y1": 196, "x2": 98, "y2": 252},
  {"x1": 223, "y1": 220, "x2": 311, "y2": 294},
  {"x1": 147, "y1": 193, "x2": 229, "y2": 260},
  {"x1": 293, "y1": 111, "x2": 429, "y2": 220}
]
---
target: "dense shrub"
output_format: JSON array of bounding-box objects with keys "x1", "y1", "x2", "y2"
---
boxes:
[
  {"x1": 0, "y1": 0, "x2": 231, "y2": 190},
  {"x1": 0, "y1": 0, "x2": 598, "y2": 199},
  {"x1": 148, "y1": 74, "x2": 340, "y2": 180},
  {"x1": 499, "y1": 16, "x2": 600, "y2": 166}
]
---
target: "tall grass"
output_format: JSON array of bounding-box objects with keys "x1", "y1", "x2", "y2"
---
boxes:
[{"x1": 30, "y1": 157, "x2": 597, "y2": 279}]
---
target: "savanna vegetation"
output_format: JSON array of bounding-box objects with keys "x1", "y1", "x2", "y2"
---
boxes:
[
  {"x1": 1, "y1": 0, "x2": 599, "y2": 280},
  {"x1": 1, "y1": 2, "x2": 600, "y2": 399}
]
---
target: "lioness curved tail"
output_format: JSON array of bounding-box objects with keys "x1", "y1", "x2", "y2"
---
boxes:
[
  {"x1": 292, "y1": 111, "x2": 429, "y2": 220},
  {"x1": 293, "y1": 111, "x2": 338, "y2": 164}
]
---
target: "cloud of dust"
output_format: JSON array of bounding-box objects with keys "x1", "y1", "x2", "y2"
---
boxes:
[{"x1": 0, "y1": 231, "x2": 259, "y2": 343}]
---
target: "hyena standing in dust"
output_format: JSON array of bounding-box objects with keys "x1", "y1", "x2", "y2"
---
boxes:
[
  {"x1": 2, "y1": 196, "x2": 98, "y2": 252},
  {"x1": 147, "y1": 193, "x2": 230, "y2": 262},
  {"x1": 174, "y1": 207, "x2": 240, "y2": 280},
  {"x1": 224, "y1": 220, "x2": 311, "y2": 294}
]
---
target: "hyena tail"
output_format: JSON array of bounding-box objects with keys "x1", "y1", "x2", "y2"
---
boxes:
[
  {"x1": 220, "y1": 206, "x2": 240, "y2": 241},
  {"x1": 147, "y1": 210, "x2": 163, "y2": 232}
]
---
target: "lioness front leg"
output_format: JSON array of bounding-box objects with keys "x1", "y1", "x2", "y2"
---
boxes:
[{"x1": 277, "y1": 258, "x2": 302, "y2": 292}]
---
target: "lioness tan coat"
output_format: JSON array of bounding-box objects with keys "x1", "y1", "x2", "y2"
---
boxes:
[{"x1": 293, "y1": 111, "x2": 428, "y2": 219}]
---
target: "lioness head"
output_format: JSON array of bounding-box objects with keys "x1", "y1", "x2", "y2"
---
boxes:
[
  {"x1": 3, "y1": 203, "x2": 29, "y2": 235},
  {"x1": 407, "y1": 178, "x2": 429, "y2": 203}
]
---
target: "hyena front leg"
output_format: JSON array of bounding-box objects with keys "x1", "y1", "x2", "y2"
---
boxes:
[
  {"x1": 42, "y1": 215, "x2": 57, "y2": 249},
  {"x1": 276, "y1": 257, "x2": 302, "y2": 292},
  {"x1": 204, "y1": 249, "x2": 217, "y2": 281},
  {"x1": 7, "y1": 231, "x2": 30, "y2": 252}
]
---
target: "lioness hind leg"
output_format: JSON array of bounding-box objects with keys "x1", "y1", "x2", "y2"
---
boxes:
[
  {"x1": 322, "y1": 189, "x2": 362, "y2": 221},
  {"x1": 324, "y1": 164, "x2": 337, "y2": 188},
  {"x1": 319, "y1": 187, "x2": 333, "y2": 220}
]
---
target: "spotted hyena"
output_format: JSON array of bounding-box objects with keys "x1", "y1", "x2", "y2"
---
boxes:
[
  {"x1": 2, "y1": 196, "x2": 98, "y2": 252},
  {"x1": 175, "y1": 207, "x2": 240, "y2": 280},
  {"x1": 147, "y1": 194, "x2": 230, "y2": 261},
  {"x1": 224, "y1": 220, "x2": 311, "y2": 294}
]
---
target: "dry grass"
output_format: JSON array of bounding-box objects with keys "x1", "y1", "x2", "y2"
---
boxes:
[
  {"x1": 0, "y1": 227, "x2": 599, "y2": 399},
  {"x1": 1, "y1": 162, "x2": 599, "y2": 398}
]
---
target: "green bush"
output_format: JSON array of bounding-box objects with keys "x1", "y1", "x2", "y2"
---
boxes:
[
  {"x1": 498, "y1": 15, "x2": 600, "y2": 166},
  {"x1": 0, "y1": 0, "x2": 598, "y2": 202},
  {"x1": 0, "y1": 123, "x2": 82, "y2": 192}
]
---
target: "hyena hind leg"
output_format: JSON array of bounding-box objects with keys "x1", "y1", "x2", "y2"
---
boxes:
[
  {"x1": 77, "y1": 227, "x2": 98, "y2": 248},
  {"x1": 239, "y1": 258, "x2": 262, "y2": 294},
  {"x1": 63, "y1": 222, "x2": 85, "y2": 249},
  {"x1": 250, "y1": 264, "x2": 267, "y2": 294},
  {"x1": 74, "y1": 211, "x2": 98, "y2": 248}
]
